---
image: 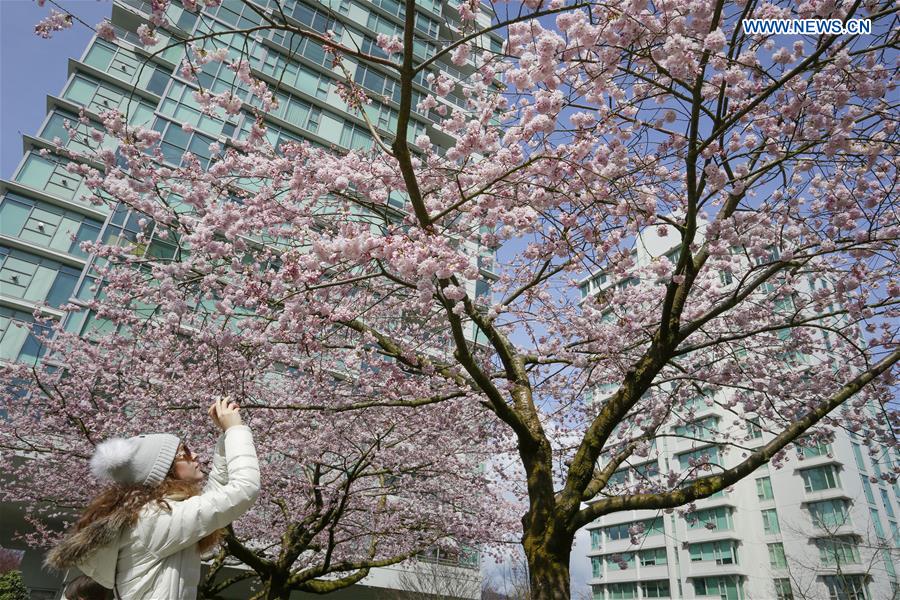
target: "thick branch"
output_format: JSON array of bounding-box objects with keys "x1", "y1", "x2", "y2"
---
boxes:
[{"x1": 573, "y1": 347, "x2": 900, "y2": 529}]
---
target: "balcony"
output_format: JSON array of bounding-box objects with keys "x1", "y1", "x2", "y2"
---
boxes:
[
  {"x1": 683, "y1": 528, "x2": 740, "y2": 544},
  {"x1": 814, "y1": 562, "x2": 869, "y2": 576},
  {"x1": 804, "y1": 520, "x2": 861, "y2": 538},
  {"x1": 801, "y1": 488, "x2": 854, "y2": 504},
  {"x1": 692, "y1": 493, "x2": 737, "y2": 510},
  {"x1": 792, "y1": 454, "x2": 845, "y2": 472},
  {"x1": 601, "y1": 564, "x2": 671, "y2": 583},
  {"x1": 600, "y1": 537, "x2": 664, "y2": 554},
  {"x1": 687, "y1": 561, "x2": 746, "y2": 579}
]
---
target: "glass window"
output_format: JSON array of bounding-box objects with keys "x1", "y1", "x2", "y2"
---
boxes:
[
  {"x1": 870, "y1": 508, "x2": 885, "y2": 537},
  {"x1": 414, "y1": 12, "x2": 440, "y2": 38},
  {"x1": 64, "y1": 76, "x2": 96, "y2": 104},
  {"x1": 798, "y1": 440, "x2": 832, "y2": 458},
  {"x1": 0, "y1": 246, "x2": 82, "y2": 307},
  {"x1": 800, "y1": 465, "x2": 840, "y2": 492},
  {"x1": 257, "y1": 46, "x2": 333, "y2": 101},
  {"x1": 40, "y1": 111, "x2": 115, "y2": 155},
  {"x1": 774, "y1": 579, "x2": 794, "y2": 600},
  {"x1": 872, "y1": 454, "x2": 883, "y2": 478},
  {"x1": 884, "y1": 549, "x2": 896, "y2": 578},
  {"x1": 16, "y1": 154, "x2": 55, "y2": 188},
  {"x1": 605, "y1": 582, "x2": 637, "y2": 600},
  {"x1": 757, "y1": 477, "x2": 774, "y2": 500},
  {"x1": 601, "y1": 517, "x2": 662, "y2": 542},
  {"x1": 340, "y1": 122, "x2": 373, "y2": 151},
  {"x1": 823, "y1": 575, "x2": 868, "y2": 600},
  {"x1": 237, "y1": 119, "x2": 302, "y2": 154},
  {"x1": 678, "y1": 446, "x2": 721, "y2": 471},
  {"x1": 639, "y1": 547, "x2": 667, "y2": 566},
  {"x1": 608, "y1": 469, "x2": 628, "y2": 487},
  {"x1": 152, "y1": 118, "x2": 215, "y2": 168},
  {"x1": 643, "y1": 517, "x2": 664, "y2": 536},
  {"x1": 605, "y1": 552, "x2": 635, "y2": 570},
  {"x1": 262, "y1": 90, "x2": 322, "y2": 133},
  {"x1": 357, "y1": 63, "x2": 390, "y2": 99},
  {"x1": 816, "y1": 537, "x2": 861, "y2": 565},
  {"x1": 852, "y1": 443, "x2": 867, "y2": 471},
  {"x1": 193, "y1": 29, "x2": 259, "y2": 97},
  {"x1": 0, "y1": 307, "x2": 29, "y2": 362},
  {"x1": 762, "y1": 508, "x2": 781, "y2": 534},
  {"x1": 634, "y1": 461, "x2": 660, "y2": 482},
  {"x1": 686, "y1": 507, "x2": 732, "y2": 531},
  {"x1": 81, "y1": 38, "x2": 171, "y2": 92},
  {"x1": 0, "y1": 306, "x2": 54, "y2": 364},
  {"x1": 694, "y1": 576, "x2": 742, "y2": 600},
  {"x1": 881, "y1": 488, "x2": 896, "y2": 518},
  {"x1": 83, "y1": 39, "x2": 116, "y2": 69},
  {"x1": 591, "y1": 555, "x2": 601, "y2": 578},
  {"x1": 861, "y1": 475, "x2": 876, "y2": 504},
  {"x1": 0, "y1": 194, "x2": 32, "y2": 236},
  {"x1": 641, "y1": 580, "x2": 670, "y2": 598},
  {"x1": 808, "y1": 499, "x2": 851, "y2": 529},
  {"x1": 206, "y1": 0, "x2": 265, "y2": 28},
  {"x1": 371, "y1": 0, "x2": 403, "y2": 16},
  {"x1": 267, "y1": 29, "x2": 329, "y2": 67},
  {"x1": 746, "y1": 417, "x2": 763, "y2": 439},
  {"x1": 13, "y1": 154, "x2": 103, "y2": 209},
  {"x1": 159, "y1": 81, "x2": 231, "y2": 137},
  {"x1": 768, "y1": 543, "x2": 787, "y2": 568},
  {"x1": 590, "y1": 529, "x2": 601, "y2": 550},
  {"x1": 62, "y1": 75, "x2": 155, "y2": 125},
  {"x1": 46, "y1": 265, "x2": 80, "y2": 306},
  {"x1": 602, "y1": 522, "x2": 631, "y2": 542},
  {"x1": 41, "y1": 111, "x2": 81, "y2": 146},
  {"x1": 675, "y1": 416, "x2": 719, "y2": 441},
  {"x1": 146, "y1": 66, "x2": 170, "y2": 95},
  {"x1": 290, "y1": 0, "x2": 343, "y2": 35},
  {"x1": 689, "y1": 541, "x2": 738, "y2": 564}
]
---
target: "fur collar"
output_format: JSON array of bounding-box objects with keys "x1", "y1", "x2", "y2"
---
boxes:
[{"x1": 45, "y1": 509, "x2": 132, "y2": 570}]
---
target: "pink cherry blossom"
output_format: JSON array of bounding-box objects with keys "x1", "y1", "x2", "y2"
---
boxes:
[
  {"x1": 34, "y1": 10, "x2": 73, "y2": 38},
  {"x1": 17, "y1": 2, "x2": 900, "y2": 598}
]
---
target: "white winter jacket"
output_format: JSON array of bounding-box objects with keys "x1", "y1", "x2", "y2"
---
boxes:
[{"x1": 54, "y1": 425, "x2": 260, "y2": 599}]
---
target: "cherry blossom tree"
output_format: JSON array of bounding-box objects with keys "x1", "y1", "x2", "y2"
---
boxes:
[
  {"x1": 7, "y1": 0, "x2": 900, "y2": 598},
  {"x1": 1, "y1": 323, "x2": 509, "y2": 599}
]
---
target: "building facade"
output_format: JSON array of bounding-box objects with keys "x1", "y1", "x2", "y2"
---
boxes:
[
  {"x1": 1, "y1": 0, "x2": 500, "y2": 596},
  {"x1": 577, "y1": 229, "x2": 899, "y2": 600}
]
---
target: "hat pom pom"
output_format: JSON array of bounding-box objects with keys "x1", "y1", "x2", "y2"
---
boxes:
[{"x1": 90, "y1": 437, "x2": 137, "y2": 481}]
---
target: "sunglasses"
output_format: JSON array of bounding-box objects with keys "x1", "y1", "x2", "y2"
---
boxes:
[{"x1": 175, "y1": 444, "x2": 195, "y2": 463}]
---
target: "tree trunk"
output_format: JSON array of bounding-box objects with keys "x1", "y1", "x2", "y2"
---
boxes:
[
  {"x1": 250, "y1": 577, "x2": 291, "y2": 600},
  {"x1": 523, "y1": 531, "x2": 572, "y2": 600},
  {"x1": 517, "y1": 421, "x2": 573, "y2": 599}
]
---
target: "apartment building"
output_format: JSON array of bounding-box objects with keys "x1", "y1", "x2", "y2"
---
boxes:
[{"x1": 577, "y1": 228, "x2": 899, "y2": 600}]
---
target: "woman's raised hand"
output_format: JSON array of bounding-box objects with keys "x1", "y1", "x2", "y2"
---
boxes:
[{"x1": 208, "y1": 396, "x2": 242, "y2": 431}]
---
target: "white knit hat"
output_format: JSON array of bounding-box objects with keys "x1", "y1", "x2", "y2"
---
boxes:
[{"x1": 89, "y1": 433, "x2": 181, "y2": 486}]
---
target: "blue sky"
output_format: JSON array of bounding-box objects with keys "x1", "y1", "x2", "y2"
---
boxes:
[{"x1": 0, "y1": 0, "x2": 111, "y2": 179}]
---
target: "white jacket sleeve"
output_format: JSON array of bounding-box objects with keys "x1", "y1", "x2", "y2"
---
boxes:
[
  {"x1": 203, "y1": 433, "x2": 229, "y2": 494},
  {"x1": 137, "y1": 425, "x2": 260, "y2": 558}
]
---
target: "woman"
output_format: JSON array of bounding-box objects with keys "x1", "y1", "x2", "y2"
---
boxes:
[
  {"x1": 63, "y1": 575, "x2": 113, "y2": 600},
  {"x1": 47, "y1": 397, "x2": 260, "y2": 599}
]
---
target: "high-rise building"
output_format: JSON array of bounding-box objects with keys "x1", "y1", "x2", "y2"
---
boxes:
[
  {"x1": 577, "y1": 229, "x2": 899, "y2": 600},
  {"x1": 0, "y1": 0, "x2": 501, "y2": 596}
]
